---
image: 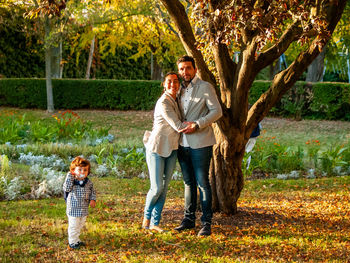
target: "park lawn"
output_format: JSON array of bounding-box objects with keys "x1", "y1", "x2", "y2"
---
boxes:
[{"x1": 0, "y1": 176, "x2": 350, "y2": 262}]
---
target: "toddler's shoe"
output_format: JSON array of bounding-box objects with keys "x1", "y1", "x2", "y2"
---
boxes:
[
  {"x1": 69, "y1": 243, "x2": 80, "y2": 249},
  {"x1": 77, "y1": 241, "x2": 86, "y2": 247}
]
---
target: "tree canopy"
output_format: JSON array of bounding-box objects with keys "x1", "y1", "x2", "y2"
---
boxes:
[{"x1": 160, "y1": 0, "x2": 347, "y2": 213}]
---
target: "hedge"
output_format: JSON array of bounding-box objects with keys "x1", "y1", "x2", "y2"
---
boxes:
[
  {"x1": 0, "y1": 79, "x2": 349, "y2": 120},
  {"x1": 0, "y1": 79, "x2": 162, "y2": 110},
  {"x1": 249, "y1": 81, "x2": 350, "y2": 121}
]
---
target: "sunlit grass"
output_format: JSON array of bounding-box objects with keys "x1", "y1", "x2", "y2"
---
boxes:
[
  {"x1": 0, "y1": 176, "x2": 350, "y2": 262},
  {"x1": 1, "y1": 107, "x2": 350, "y2": 261}
]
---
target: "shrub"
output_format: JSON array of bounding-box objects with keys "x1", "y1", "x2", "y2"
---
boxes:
[{"x1": 0, "y1": 79, "x2": 162, "y2": 110}]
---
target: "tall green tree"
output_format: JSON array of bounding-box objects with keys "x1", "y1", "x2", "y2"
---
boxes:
[
  {"x1": 26, "y1": 0, "x2": 67, "y2": 112},
  {"x1": 160, "y1": 0, "x2": 347, "y2": 214},
  {"x1": 67, "y1": 0, "x2": 184, "y2": 80},
  {"x1": 323, "y1": 1, "x2": 350, "y2": 82}
]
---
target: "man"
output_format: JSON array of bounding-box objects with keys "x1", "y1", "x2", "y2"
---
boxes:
[{"x1": 175, "y1": 55, "x2": 222, "y2": 236}]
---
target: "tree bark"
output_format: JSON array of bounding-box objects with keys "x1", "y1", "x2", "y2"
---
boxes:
[
  {"x1": 86, "y1": 34, "x2": 95, "y2": 80},
  {"x1": 306, "y1": 47, "x2": 326, "y2": 82},
  {"x1": 44, "y1": 16, "x2": 54, "y2": 113},
  {"x1": 51, "y1": 44, "x2": 61, "y2": 78},
  {"x1": 150, "y1": 53, "x2": 163, "y2": 80},
  {"x1": 59, "y1": 40, "x2": 63, "y2": 78}
]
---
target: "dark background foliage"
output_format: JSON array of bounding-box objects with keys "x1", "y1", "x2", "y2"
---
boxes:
[{"x1": 0, "y1": 79, "x2": 348, "y2": 120}]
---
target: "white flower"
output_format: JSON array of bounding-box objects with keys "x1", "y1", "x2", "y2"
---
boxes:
[
  {"x1": 30, "y1": 164, "x2": 43, "y2": 180},
  {"x1": 111, "y1": 167, "x2": 125, "y2": 178},
  {"x1": 172, "y1": 171, "x2": 182, "y2": 180},
  {"x1": 333, "y1": 166, "x2": 343, "y2": 176},
  {"x1": 106, "y1": 134, "x2": 114, "y2": 142},
  {"x1": 277, "y1": 174, "x2": 288, "y2": 180},
  {"x1": 3, "y1": 176, "x2": 23, "y2": 200},
  {"x1": 18, "y1": 152, "x2": 66, "y2": 170},
  {"x1": 138, "y1": 172, "x2": 147, "y2": 179},
  {"x1": 32, "y1": 180, "x2": 50, "y2": 199},
  {"x1": 306, "y1": 169, "x2": 316, "y2": 179},
  {"x1": 289, "y1": 171, "x2": 300, "y2": 179},
  {"x1": 95, "y1": 139, "x2": 103, "y2": 145},
  {"x1": 29, "y1": 166, "x2": 65, "y2": 198},
  {"x1": 95, "y1": 164, "x2": 109, "y2": 177},
  {"x1": 136, "y1": 148, "x2": 144, "y2": 154},
  {"x1": 52, "y1": 159, "x2": 67, "y2": 171},
  {"x1": 88, "y1": 155, "x2": 97, "y2": 163},
  {"x1": 16, "y1": 144, "x2": 27, "y2": 151}
]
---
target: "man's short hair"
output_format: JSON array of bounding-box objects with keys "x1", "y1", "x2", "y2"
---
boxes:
[{"x1": 177, "y1": 55, "x2": 196, "y2": 69}]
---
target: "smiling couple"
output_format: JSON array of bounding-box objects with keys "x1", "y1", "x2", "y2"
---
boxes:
[{"x1": 142, "y1": 55, "x2": 222, "y2": 236}]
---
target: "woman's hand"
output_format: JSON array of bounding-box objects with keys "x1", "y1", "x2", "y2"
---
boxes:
[{"x1": 179, "y1": 121, "x2": 198, "y2": 134}]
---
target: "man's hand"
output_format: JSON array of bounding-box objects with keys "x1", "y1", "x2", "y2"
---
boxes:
[
  {"x1": 90, "y1": 200, "x2": 96, "y2": 208},
  {"x1": 179, "y1": 121, "x2": 198, "y2": 134}
]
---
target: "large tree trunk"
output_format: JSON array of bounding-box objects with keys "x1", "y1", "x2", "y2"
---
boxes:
[
  {"x1": 306, "y1": 47, "x2": 326, "y2": 82},
  {"x1": 150, "y1": 53, "x2": 163, "y2": 80},
  {"x1": 86, "y1": 34, "x2": 95, "y2": 80},
  {"x1": 51, "y1": 44, "x2": 61, "y2": 78},
  {"x1": 210, "y1": 138, "x2": 244, "y2": 213},
  {"x1": 59, "y1": 40, "x2": 63, "y2": 78},
  {"x1": 44, "y1": 16, "x2": 54, "y2": 113}
]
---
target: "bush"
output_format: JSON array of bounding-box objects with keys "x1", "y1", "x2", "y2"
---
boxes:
[
  {"x1": 0, "y1": 79, "x2": 162, "y2": 110},
  {"x1": 251, "y1": 80, "x2": 350, "y2": 121},
  {"x1": 0, "y1": 79, "x2": 349, "y2": 120}
]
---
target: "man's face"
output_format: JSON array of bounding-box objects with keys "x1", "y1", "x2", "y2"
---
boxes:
[{"x1": 178, "y1": 61, "x2": 197, "y2": 82}]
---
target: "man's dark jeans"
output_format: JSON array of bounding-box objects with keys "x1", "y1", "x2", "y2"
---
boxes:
[{"x1": 178, "y1": 145, "x2": 213, "y2": 224}]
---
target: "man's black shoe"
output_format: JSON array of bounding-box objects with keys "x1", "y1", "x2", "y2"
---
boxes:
[
  {"x1": 174, "y1": 220, "x2": 195, "y2": 231},
  {"x1": 197, "y1": 223, "x2": 211, "y2": 236}
]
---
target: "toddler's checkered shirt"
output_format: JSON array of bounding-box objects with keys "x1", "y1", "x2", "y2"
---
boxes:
[{"x1": 63, "y1": 173, "x2": 96, "y2": 217}]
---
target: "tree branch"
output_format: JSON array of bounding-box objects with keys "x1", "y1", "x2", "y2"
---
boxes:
[
  {"x1": 246, "y1": 0, "x2": 347, "y2": 138},
  {"x1": 159, "y1": 0, "x2": 216, "y2": 86},
  {"x1": 212, "y1": 43, "x2": 237, "y2": 108},
  {"x1": 255, "y1": 20, "x2": 303, "y2": 73}
]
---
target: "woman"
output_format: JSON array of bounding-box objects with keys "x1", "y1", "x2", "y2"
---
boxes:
[{"x1": 142, "y1": 72, "x2": 185, "y2": 232}]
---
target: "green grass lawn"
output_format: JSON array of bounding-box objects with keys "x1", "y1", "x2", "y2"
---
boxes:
[
  {"x1": 1, "y1": 107, "x2": 350, "y2": 262},
  {"x1": 1, "y1": 176, "x2": 350, "y2": 262}
]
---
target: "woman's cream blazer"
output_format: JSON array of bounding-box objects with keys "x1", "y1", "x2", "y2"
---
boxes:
[{"x1": 143, "y1": 92, "x2": 184, "y2": 157}]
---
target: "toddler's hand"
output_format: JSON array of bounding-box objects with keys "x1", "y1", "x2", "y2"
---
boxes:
[{"x1": 90, "y1": 200, "x2": 96, "y2": 208}]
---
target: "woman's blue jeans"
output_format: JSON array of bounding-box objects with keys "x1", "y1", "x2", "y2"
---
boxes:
[
  {"x1": 177, "y1": 145, "x2": 213, "y2": 224},
  {"x1": 143, "y1": 150, "x2": 177, "y2": 226}
]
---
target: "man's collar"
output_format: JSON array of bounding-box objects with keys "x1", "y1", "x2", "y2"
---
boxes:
[{"x1": 182, "y1": 75, "x2": 198, "y2": 89}]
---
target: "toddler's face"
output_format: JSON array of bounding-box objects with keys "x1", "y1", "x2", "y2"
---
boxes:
[{"x1": 73, "y1": 166, "x2": 89, "y2": 180}]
